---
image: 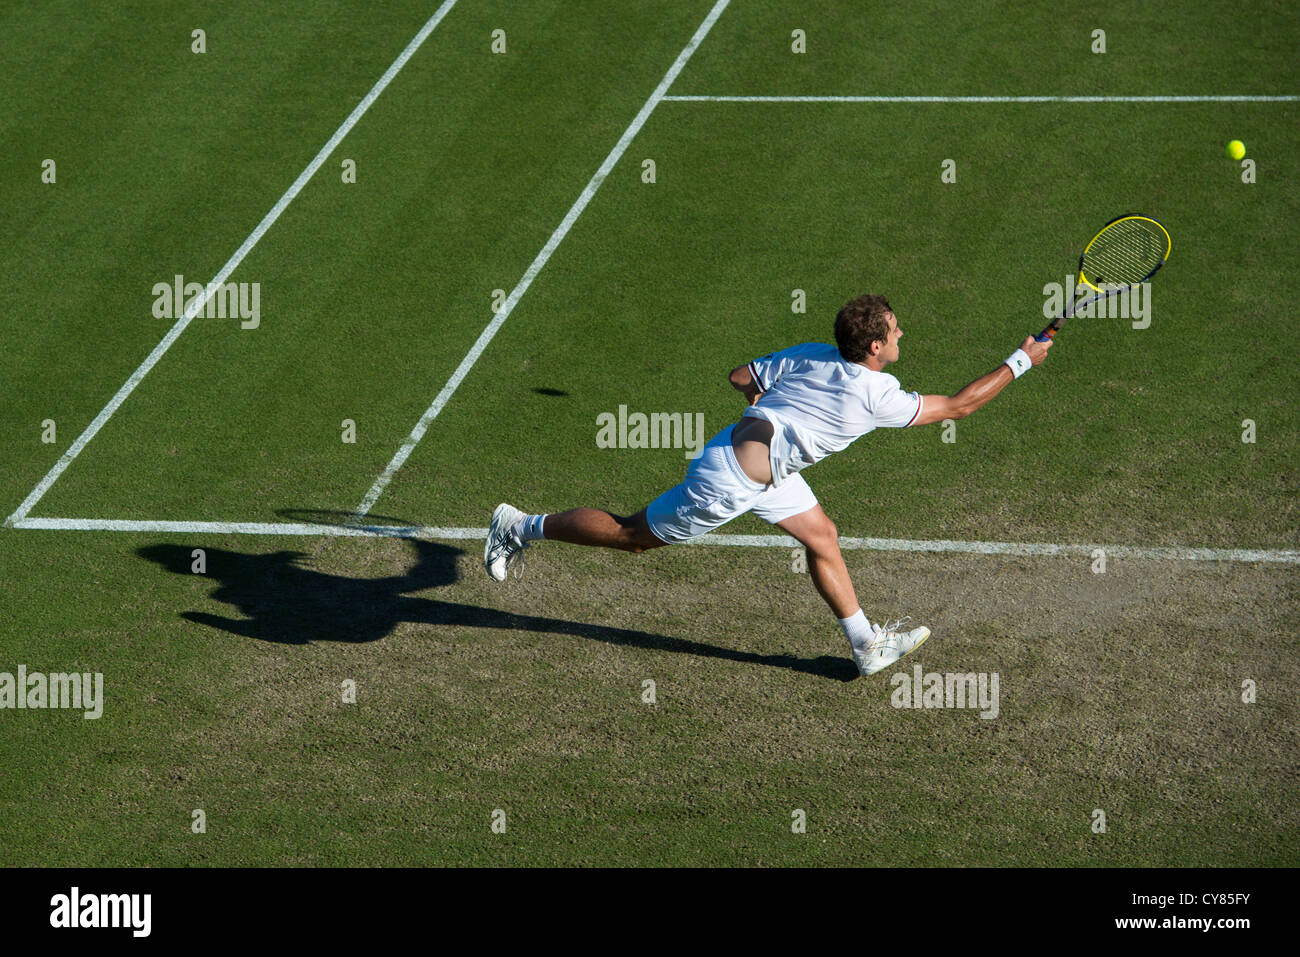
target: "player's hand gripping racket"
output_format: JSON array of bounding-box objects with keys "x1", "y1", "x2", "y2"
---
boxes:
[{"x1": 1036, "y1": 214, "x2": 1171, "y2": 342}]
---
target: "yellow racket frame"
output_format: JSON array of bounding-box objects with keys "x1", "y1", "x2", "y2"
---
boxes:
[{"x1": 1077, "y1": 214, "x2": 1172, "y2": 292}]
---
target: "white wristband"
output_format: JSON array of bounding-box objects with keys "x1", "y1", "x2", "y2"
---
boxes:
[{"x1": 1004, "y1": 348, "x2": 1032, "y2": 379}]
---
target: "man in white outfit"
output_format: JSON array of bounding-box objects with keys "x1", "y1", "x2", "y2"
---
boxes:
[{"x1": 485, "y1": 294, "x2": 1052, "y2": 677}]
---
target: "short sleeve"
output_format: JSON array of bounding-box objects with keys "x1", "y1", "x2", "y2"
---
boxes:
[
  {"x1": 747, "y1": 342, "x2": 828, "y2": 392},
  {"x1": 873, "y1": 376, "x2": 924, "y2": 428}
]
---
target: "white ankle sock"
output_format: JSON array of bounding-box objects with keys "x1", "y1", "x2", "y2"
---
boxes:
[
  {"x1": 839, "y1": 609, "x2": 874, "y2": 649},
  {"x1": 513, "y1": 513, "x2": 548, "y2": 542}
]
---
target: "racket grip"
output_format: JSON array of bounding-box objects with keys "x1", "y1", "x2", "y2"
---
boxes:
[{"x1": 1034, "y1": 328, "x2": 1056, "y2": 343}]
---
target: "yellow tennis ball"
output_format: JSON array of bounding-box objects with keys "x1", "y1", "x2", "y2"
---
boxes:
[{"x1": 1227, "y1": 139, "x2": 1246, "y2": 160}]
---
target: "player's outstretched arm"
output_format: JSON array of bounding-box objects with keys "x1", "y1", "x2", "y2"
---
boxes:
[
  {"x1": 912, "y1": 336, "x2": 1051, "y2": 426},
  {"x1": 729, "y1": 364, "x2": 763, "y2": 406}
]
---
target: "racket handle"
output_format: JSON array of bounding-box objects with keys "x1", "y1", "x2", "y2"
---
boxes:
[{"x1": 1034, "y1": 328, "x2": 1057, "y2": 343}]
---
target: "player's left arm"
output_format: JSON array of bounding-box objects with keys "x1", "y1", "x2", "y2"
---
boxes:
[
  {"x1": 729, "y1": 364, "x2": 763, "y2": 406},
  {"x1": 731, "y1": 344, "x2": 807, "y2": 406}
]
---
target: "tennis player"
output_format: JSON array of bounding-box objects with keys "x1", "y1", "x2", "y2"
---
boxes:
[{"x1": 485, "y1": 294, "x2": 1051, "y2": 676}]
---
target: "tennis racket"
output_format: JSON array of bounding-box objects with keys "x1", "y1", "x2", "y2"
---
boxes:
[{"x1": 1036, "y1": 214, "x2": 1171, "y2": 342}]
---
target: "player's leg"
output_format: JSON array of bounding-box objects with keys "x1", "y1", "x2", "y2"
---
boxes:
[
  {"x1": 755, "y1": 479, "x2": 930, "y2": 677},
  {"x1": 774, "y1": 504, "x2": 858, "y2": 619},
  {"x1": 486, "y1": 426, "x2": 749, "y2": 580},
  {"x1": 485, "y1": 502, "x2": 665, "y2": 579},
  {"x1": 749, "y1": 476, "x2": 858, "y2": 618},
  {"x1": 541, "y1": 508, "x2": 667, "y2": 553}
]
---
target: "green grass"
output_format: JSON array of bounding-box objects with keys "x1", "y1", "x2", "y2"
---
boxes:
[{"x1": 1, "y1": 0, "x2": 1296, "y2": 866}]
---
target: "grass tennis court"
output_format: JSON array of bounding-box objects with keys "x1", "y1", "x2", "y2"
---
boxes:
[{"x1": 2, "y1": 0, "x2": 1296, "y2": 866}]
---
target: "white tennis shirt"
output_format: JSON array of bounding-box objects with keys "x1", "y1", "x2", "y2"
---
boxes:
[{"x1": 741, "y1": 342, "x2": 923, "y2": 486}]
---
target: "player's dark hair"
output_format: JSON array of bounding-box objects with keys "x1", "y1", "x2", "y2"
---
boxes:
[{"x1": 834, "y1": 294, "x2": 893, "y2": 362}]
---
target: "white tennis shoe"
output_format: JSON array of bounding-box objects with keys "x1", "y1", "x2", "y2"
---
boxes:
[
  {"x1": 484, "y1": 503, "x2": 529, "y2": 582},
  {"x1": 851, "y1": 617, "x2": 931, "y2": 677}
]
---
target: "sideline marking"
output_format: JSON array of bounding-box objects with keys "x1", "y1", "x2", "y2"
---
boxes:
[
  {"x1": 662, "y1": 94, "x2": 1300, "y2": 103},
  {"x1": 10, "y1": 517, "x2": 1297, "y2": 564}
]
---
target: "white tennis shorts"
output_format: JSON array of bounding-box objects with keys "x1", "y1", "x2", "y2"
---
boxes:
[{"x1": 644, "y1": 424, "x2": 818, "y2": 545}]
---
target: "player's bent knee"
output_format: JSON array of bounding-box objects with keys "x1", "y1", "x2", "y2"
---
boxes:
[
  {"x1": 806, "y1": 518, "x2": 839, "y2": 555},
  {"x1": 626, "y1": 533, "x2": 668, "y2": 554},
  {"x1": 623, "y1": 509, "x2": 669, "y2": 553}
]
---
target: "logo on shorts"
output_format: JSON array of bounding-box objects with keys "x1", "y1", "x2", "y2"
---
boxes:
[{"x1": 595, "y1": 405, "x2": 706, "y2": 459}]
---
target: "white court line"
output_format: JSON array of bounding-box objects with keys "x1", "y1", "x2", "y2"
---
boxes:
[
  {"x1": 354, "y1": 0, "x2": 733, "y2": 518},
  {"x1": 3, "y1": 0, "x2": 460, "y2": 529},
  {"x1": 10, "y1": 517, "x2": 475, "y2": 539},
  {"x1": 9, "y1": 517, "x2": 1298, "y2": 564},
  {"x1": 663, "y1": 94, "x2": 1300, "y2": 103}
]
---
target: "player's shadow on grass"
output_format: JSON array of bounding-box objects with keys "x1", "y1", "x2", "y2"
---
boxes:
[{"x1": 136, "y1": 540, "x2": 857, "y2": 681}]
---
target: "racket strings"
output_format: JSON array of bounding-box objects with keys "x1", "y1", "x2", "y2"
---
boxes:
[
  {"x1": 1087, "y1": 231, "x2": 1157, "y2": 287},
  {"x1": 1082, "y1": 219, "x2": 1167, "y2": 289}
]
